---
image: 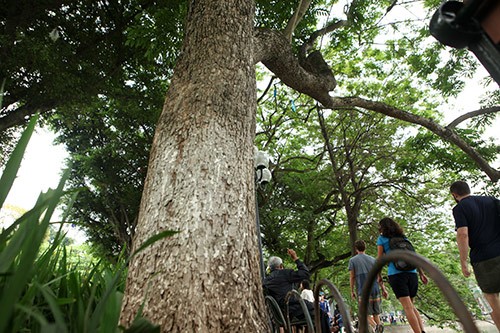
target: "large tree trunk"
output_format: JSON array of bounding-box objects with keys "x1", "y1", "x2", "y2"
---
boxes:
[{"x1": 120, "y1": 1, "x2": 268, "y2": 331}]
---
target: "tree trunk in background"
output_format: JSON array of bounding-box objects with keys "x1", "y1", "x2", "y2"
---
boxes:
[
  {"x1": 120, "y1": 1, "x2": 268, "y2": 331},
  {"x1": 347, "y1": 210, "x2": 358, "y2": 255}
]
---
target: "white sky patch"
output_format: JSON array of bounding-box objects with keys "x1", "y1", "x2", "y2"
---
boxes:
[
  {"x1": 1, "y1": 127, "x2": 86, "y2": 244},
  {"x1": 4, "y1": 127, "x2": 68, "y2": 210}
]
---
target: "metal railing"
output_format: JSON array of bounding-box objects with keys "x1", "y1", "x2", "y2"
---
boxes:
[
  {"x1": 313, "y1": 279, "x2": 355, "y2": 333},
  {"x1": 284, "y1": 289, "x2": 315, "y2": 332},
  {"x1": 274, "y1": 250, "x2": 481, "y2": 333},
  {"x1": 358, "y1": 250, "x2": 479, "y2": 333}
]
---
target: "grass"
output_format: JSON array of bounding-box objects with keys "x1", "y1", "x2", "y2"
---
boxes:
[{"x1": 0, "y1": 113, "x2": 175, "y2": 332}]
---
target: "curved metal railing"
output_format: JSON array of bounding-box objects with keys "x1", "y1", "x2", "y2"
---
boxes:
[
  {"x1": 284, "y1": 289, "x2": 315, "y2": 333},
  {"x1": 358, "y1": 250, "x2": 480, "y2": 333},
  {"x1": 314, "y1": 278, "x2": 354, "y2": 333},
  {"x1": 264, "y1": 295, "x2": 287, "y2": 333}
]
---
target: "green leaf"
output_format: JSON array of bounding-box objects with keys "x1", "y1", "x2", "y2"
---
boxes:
[
  {"x1": 0, "y1": 167, "x2": 70, "y2": 332},
  {"x1": 122, "y1": 317, "x2": 160, "y2": 333},
  {"x1": 87, "y1": 267, "x2": 123, "y2": 332},
  {"x1": 15, "y1": 303, "x2": 50, "y2": 327},
  {"x1": 99, "y1": 291, "x2": 124, "y2": 333},
  {"x1": 130, "y1": 230, "x2": 178, "y2": 259},
  {"x1": 36, "y1": 282, "x2": 69, "y2": 333},
  {"x1": 0, "y1": 113, "x2": 38, "y2": 208}
]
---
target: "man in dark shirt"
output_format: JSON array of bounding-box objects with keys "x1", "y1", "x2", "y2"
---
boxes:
[
  {"x1": 450, "y1": 180, "x2": 500, "y2": 330},
  {"x1": 263, "y1": 249, "x2": 309, "y2": 307},
  {"x1": 263, "y1": 249, "x2": 330, "y2": 333}
]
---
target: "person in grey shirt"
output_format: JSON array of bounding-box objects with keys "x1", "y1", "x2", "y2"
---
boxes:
[{"x1": 349, "y1": 240, "x2": 388, "y2": 333}]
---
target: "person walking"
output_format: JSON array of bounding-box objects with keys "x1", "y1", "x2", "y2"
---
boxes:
[
  {"x1": 450, "y1": 180, "x2": 500, "y2": 331},
  {"x1": 349, "y1": 240, "x2": 388, "y2": 333},
  {"x1": 377, "y1": 217, "x2": 428, "y2": 333},
  {"x1": 318, "y1": 291, "x2": 332, "y2": 328}
]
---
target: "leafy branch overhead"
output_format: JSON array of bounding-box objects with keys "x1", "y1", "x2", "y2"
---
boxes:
[
  {"x1": 0, "y1": 0, "x2": 184, "y2": 132},
  {"x1": 254, "y1": 0, "x2": 500, "y2": 182},
  {"x1": 1, "y1": 0, "x2": 497, "y2": 184}
]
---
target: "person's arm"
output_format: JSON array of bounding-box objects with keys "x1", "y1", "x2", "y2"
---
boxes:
[
  {"x1": 377, "y1": 245, "x2": 384, "y2": 259},
  {"x1": 287, "y1": 249, "x2": 310, "y2": 281},
  {"x1": 377, "y1": 274, "x2": 389, "y2": 299},
  {"x1": 376, "y1": 243, "x2": 389, "y2": 298},
  {"x1": 456, "y1": 227, "x2": 471, "y2": 277},
  {"x1": 349, "y1": 270, "x2": 356, "y2": 300},
  {"x1": 417, "y1": 267, "x2": 428, "y2": 284}
]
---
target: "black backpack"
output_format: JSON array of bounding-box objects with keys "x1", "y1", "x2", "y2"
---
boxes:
[{"x1": 388, "y1": 236, "x2": 416, "y2": 271}]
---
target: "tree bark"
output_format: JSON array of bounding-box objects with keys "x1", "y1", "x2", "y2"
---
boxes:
[
  {"x1": 447, "y1": 106, "x2": 500, "y2": 128},
  {"x1": 120, "y1": 1, "x2": 268, "y2": 331}
]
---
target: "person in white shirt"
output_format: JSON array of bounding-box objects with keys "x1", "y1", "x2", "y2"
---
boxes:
[{"x1": 300, "y1": 279, "x2": 314, "y2": 302}]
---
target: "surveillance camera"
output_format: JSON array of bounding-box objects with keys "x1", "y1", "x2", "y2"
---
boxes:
[
  {"x1": 259, "y1": 168, "x2": 272, "y2": 185},
  {"x1": 254, "y1": 150, "x2": 269, "y2": 170}
]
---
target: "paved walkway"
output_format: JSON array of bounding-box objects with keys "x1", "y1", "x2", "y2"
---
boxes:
[{"x1": 380, "y1": 320, "x2": 497, "y2": 332}]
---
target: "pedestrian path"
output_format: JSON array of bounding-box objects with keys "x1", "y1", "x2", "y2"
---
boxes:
[{"x1": 380, "y1": 320, "x2": 497, "y2": 332}]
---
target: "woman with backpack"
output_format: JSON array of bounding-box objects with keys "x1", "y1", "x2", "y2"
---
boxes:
[{"x1": 377, "y1": 217, "x2": 428, "y2": 333}]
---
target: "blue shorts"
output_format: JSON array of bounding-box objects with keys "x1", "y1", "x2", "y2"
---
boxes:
[{"x1": 388, "y1": 272, "x2": 418, "y2": 299}]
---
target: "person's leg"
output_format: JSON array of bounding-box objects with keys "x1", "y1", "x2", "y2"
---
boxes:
[
  {"x1": 371, "y1": 299, "x2": 383, "y2": 332},
  {"x1": 398, "y1": 297, "x2": 423, "y2": 333},
  {"x1": 472, "y1": 256, "x2": 500, "y2": 331},
  {"x1": 389, "y1": 273, "x2": 423, "y2": 332},
  {"x1": 483, "y1": 292, "x2": 500, "y2": 331},
  {"x1": 312, "y1": 308, "x2": 331, "y2": 333},
  {"x1": 407, "y1": 273, "x2": 424, "y2": 332},
  {"x1": 367, "y1": 315, "x2": 376, "y2": 332},
  {"x1": 410, "y1": 298, "x2": 425, "y2": 332},
  {"x1": 373, "y1": 314, "x2": 383, "y2": 333}
]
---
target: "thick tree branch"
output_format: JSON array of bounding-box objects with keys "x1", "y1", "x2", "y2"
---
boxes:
[
  {"x1": 309, "y1": 251, "x2": 351, "y2": 273},
  {"x1": 254, "y1": 28, "x2": 337, "y2": 102},
  {"x1": 283, "y1": 0, "x2": 312, "y2": 41},
  {"x1": 0, "y1": 104, "x2": 54, "y2": 131},
  {"x1": 256, "y1": 25, "x2": 499, "y2": 181},
  {"x1": 447, "y1": 106, "x2": 500, "y2": 128},
  {"x1": 254, "y1": 28, "x2": 499, "y2": 181},
  {"x1": 301, "y1": 19, "x2": 348, "y2": 58},
  {"x1": 327, "y1": 97, "x2": 500, "y2": 182},
  {"x1": 313, "y1": 189, "x2": 342, "y2": 214}
]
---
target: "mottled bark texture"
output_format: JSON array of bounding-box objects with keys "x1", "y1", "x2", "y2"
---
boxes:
[{"x1": 120, "y1": 1, "x2": 268, "y2": 331}]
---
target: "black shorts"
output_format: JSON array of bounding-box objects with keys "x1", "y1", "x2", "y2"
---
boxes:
[
  {"x1": 388, "y1": 272, "x2": 418, "y2": 299},
  {"x1": 473, "y1": 255, "x2": 500, "y2": 293}
]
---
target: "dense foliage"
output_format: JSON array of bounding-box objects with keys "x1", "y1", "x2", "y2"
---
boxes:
[
  {"x1": 0, "y1": 121, "x2": 178, "y2": 332},
  {"x1": 1, "y1": 0, "x2": 186, "y2": 257}
]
